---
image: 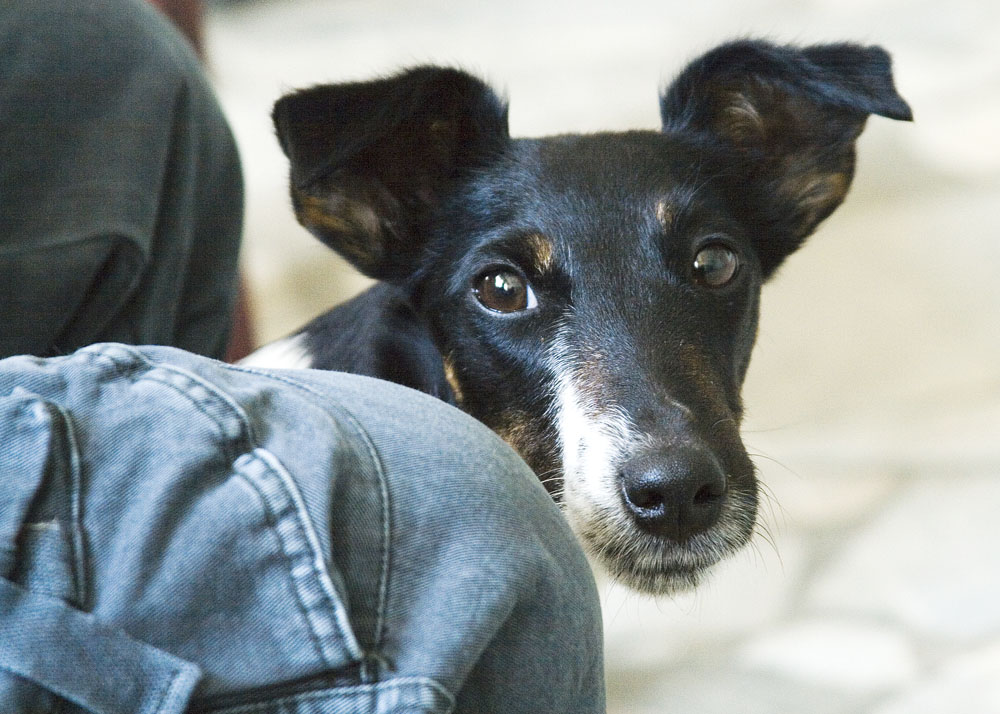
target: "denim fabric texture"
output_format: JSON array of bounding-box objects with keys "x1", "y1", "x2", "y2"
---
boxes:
[{"x1": 0, "y1": 344, "x2": 605, "y2": 713}]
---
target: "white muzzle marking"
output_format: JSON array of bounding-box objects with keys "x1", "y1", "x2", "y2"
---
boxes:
[{"x1": 546, "y1": 330, "x2": 754, "y2": 594}]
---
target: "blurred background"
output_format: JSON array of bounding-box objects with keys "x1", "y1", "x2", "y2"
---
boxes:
[{"x1": 195, "y1": 0, "x2": 997, "y2": 711}]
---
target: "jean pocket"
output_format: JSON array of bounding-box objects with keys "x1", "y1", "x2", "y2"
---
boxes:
[
  {"x1": 190, "y1": 673, "x2": 454, "y2": 714},
  {"x1": 0, "y1": 390, "x2": 85, "y2": 606}
]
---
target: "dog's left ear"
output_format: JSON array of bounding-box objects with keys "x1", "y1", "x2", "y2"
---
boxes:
[
  {"x1": 273, "y1": 67, "x2": 510, "y2": 282},
  {"x1": 661, "y1": 40, "x2": 912, "y2": 277}
]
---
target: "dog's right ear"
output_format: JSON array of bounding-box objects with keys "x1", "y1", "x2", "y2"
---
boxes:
[{"x1": 273, "y1": 67, "x2": 510, "y2": 282}]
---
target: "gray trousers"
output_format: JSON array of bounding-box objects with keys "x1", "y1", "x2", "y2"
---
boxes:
[{"x1": 0, "y1": 0, "x2": 243, "y2": 359}]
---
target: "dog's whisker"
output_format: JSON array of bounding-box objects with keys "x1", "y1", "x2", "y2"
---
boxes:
[
  {"x1": 709, "y1": 416, "x2": 737, "y2": 433},
  {"x1": 755, "y1": 479, "x2": 790, "y2": 533},
  {"x1": 745, "y1": 449, "x2": 800, "y2": 478},
  {"x1": 752, "y1": 520, "x2": 783, "y2": 566}
]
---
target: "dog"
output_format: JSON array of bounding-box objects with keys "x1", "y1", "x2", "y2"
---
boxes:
[{"x1": 242, "y1": 40, "x2": 911, "y2": 594}]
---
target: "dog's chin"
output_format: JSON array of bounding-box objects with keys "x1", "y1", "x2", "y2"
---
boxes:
[
  {"x1": 566, "y1": 491, "x2": 757, "y2": 596},
  {"x1": 603, "y1": 558, "x2": 707, "y2": 596},
  {"x1": 588, "y1": 536, "x2": 716, "y2": 595}
]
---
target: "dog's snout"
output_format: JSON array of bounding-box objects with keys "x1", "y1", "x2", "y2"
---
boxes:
[{"x1": 619, "y1": 445, "x2": 727, "y2": 542}]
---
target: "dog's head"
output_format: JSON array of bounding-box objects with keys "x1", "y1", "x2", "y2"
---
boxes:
[{"x1": 273, "y1": 41, "x2": 911, "y2": 594}]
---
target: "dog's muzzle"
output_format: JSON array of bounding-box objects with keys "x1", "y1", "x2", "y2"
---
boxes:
[{"x1": 561, "y1": 439, "x2": 758, "y2": 595}]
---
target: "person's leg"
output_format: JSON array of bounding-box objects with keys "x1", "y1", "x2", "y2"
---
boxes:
[
  {"x1": 0, "y1": 344, "x2": 604, "y2": 713},
  {"x1": 0, "y1": 0, "x2": 242, "y2": 359},
  {"x1": 284, "y1": 361, "x2": 608, "y2": 714}
]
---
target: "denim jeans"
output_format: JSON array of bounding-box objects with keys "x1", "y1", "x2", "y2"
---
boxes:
[{"x1": 0, "y1": 344, "x2": 605, "y2": 713}]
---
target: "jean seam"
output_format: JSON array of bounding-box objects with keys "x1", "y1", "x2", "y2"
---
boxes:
[
  {"x1": 142, "y1": 371, "x2": 362, "y2": 664},
  {"x1": 236, "y1": 448, "x2": 364, "y2": 666},
  {"x1": 224, "y1": 364, "x2": 393, "y2": 658},
  {"x1": 4, "y1": 390, "x2": 89, "y2": 610},
  {"x1": 46, "y1": 401, "x2": 87, "y2": 611},
  {"x1": 337, "y1": 401, "x2": 391, "y2": 655},
  {"x1": 144, "y1": 663, "x2": 192, "y2": 714},
  {"x1": 141, "y1": 372, "x2": 254, "y2": 467},
  {"x1": 81, "y1": 344, "x2": 256, "y2": 462},
  {"x1": 201, "y1": 676, "x2": 456, "y2": 714}
]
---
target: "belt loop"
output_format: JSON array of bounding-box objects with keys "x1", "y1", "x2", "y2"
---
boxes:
[{"x1": 0, "y1": 578, "x2": 201, "y2": 714}]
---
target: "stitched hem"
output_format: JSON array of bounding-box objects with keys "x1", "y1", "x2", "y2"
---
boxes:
[{"x1": 202, "y1": 676, "x2": 455, "y2": 714}]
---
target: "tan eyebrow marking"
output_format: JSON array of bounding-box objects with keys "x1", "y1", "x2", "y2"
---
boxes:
[
  {"x1": 524, "y1": 233, "x2": 555, "y2": 274},
  {"x1": 655, "y1": 199, "x2": 676, "y2": 230}
]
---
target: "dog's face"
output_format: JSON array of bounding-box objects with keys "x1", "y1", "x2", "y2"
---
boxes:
[
  {"x1": 417, "y1": 134, "x2": 763, "y2": 591},
  {"x1": 273, "y1": 41, "x2": 911, "y2": 593}
]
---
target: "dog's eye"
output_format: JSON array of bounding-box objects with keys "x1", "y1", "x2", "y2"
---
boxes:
[
  {"x1": 692, "y1": 244, "x2": 740, "y2": 288},
  {"x1": 473, "y1": 269, "x2": 537, "y2": 313}
]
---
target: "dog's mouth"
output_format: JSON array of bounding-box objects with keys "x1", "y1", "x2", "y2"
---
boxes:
[{"x1": 565, "y1": 483, "x2": 757, "y2": 595}]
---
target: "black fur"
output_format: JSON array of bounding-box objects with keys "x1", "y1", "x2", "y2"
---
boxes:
[
  {"x1": 300, "y1": 283, "x2": 454, "y2": 403},
  {"x1": 261, "y1": 40, "x2": 911, "y2": 593}
]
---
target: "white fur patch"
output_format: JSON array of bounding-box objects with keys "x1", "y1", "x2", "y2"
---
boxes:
[
  {"x1": 239, "y1": 333, "x2": 314, "y2": 370},
  {"x1": 546, "y1": 333, "x2": 641, "y2": 522}
]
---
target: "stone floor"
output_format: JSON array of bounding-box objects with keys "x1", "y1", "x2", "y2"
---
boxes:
[{"x1": 205, "y1": 0, "x2": 1000, "y2": 710}]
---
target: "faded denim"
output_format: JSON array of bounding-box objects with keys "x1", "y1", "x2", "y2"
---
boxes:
[{"x1": 0, "y1": 343, "x2": 605, "y2": 713}]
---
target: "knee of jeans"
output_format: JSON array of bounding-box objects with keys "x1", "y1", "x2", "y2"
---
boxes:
[
  {"x1": 393, "y1": 409, "x2": 594, "y2": 593},
  {"x1": 298, "y1": 370, "x2": 599, "y2": 604},
  {"x1": 425, "y1": 425, "x2": 604, "y2": 650}
]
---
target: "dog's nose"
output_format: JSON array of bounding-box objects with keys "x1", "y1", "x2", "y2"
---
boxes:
[{"x1": 619, "y1": 446, "x2": 727, "y2": 542}]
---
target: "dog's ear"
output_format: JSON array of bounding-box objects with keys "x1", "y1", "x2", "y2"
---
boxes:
[
  {"x1": 660, "y1": 40, "x2": 912, "y2": 277},
  {"x1": 273, "y1": 67, "x2": 510, "y2": 281}
]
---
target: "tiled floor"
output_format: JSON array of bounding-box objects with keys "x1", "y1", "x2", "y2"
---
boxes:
[{"x1": 206, "y1": 1, "x2": 1000, "y2": 710}]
